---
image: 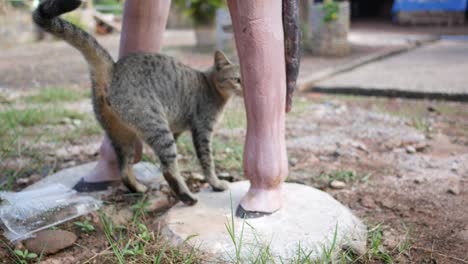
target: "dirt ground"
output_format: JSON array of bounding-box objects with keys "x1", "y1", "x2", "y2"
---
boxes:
[{"x1": 0, "y1": 36, "x2": 467, "y2": 263}]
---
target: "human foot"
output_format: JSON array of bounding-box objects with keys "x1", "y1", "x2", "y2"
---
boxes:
[{"x1": 236, "y1": 185, "x2": 283, "y2": 218}]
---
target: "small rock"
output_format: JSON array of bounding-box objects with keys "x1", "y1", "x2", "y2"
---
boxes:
[
  {"x1": 319, "y1": 155, "x2": 333, "y2": 161},
  {"x1": 218, "y1": 172, "x2": 232, "y2": 181},
  {"x1": 458, "y1": 229, "x2": 468, "y2": 242},
  {"x1": 60, "y1": 118, "x2": 72, "y2": 125},
  {"x1": 147, "y1": 196, "x2": 171, "y2": 212},
  {"x1": 427, "y1": 106, "x2": 438, "y2": 113},
  {"x1": 381, "y1": 198, "x2": 395, "y2": 209},
  {"x1": 360, "y1": 196, "x2": 377, "y2": 208},
  {"x1": 72, "y1": 119, "x2": 81, "y2": 126},
  {"x1": 55, "y1": 148, "x2": 69, "y2": 159},
  {"x1": 351, "y1": 141, "x2": 368, "y2": 152},
  {"x1": 415, "y1": 142, "x2": 428, "y2": 152},
  {"x1": 15, "y1": 178, "x2": 30, "y2": 185},
  {"x1": 329, "y1": 180, "x2": 346, "y2": 190},
  {"x1": 24, "y1": 230, "x2": 77, "y2": 255},
  {"x1": 413, "y1": 179, "x2": 422, "y2": 184},
  {"x1": 343, "y1": 240, "x2": 367, "y2": 256},
  {"x1": 405, "y1": 146, "x2": 416, "y2": 154},
  {"x1": 190, "y1": 172, "x2": 204, "y2": 181},
  {"x1": 307, "y1": 154, "x2": 320, "y2": 164},
  {"x1": 383, "y1": 230, "x2": 399, "y2": 249},
  {"x1": 16, "y1": 174, "x2": 41, "y2": 186},
  {"x1": 224, "y1": 147, "x2": 233, "y2": 153},
  {"x1": 447, "y1": 183, "x2": 460, "y2": 195},
  {"x1": 102, "y1": 205, "x2": 133, "y2": 226},
  {"x1": 289, "y1": 158, "x2": 298, "y2": 167}
]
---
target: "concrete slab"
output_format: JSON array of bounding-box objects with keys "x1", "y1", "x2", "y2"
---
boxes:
[
  {"x1": 162, "y1": 181, "x2": 366, "y2": 262},
  {"x1": 26, "y1": 162, "x2": 162, "y2": 191},
  {"x1": 314, "y1": 40, "x2": 468, "y2": 99}
]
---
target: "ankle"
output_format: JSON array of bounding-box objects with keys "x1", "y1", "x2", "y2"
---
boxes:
[{"x1": 83, "y1": 158, "x2": 121, "y2": 182}]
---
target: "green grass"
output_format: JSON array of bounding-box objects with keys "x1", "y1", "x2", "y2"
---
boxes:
[
  {"x1": 213, "y1": 137, "x2": 243, "y2": 171},
  {"x1": 0, "y1": 107, "x2": 84, "y2": 128},
  {"x1": 0, "y1": 90, "x2": 93, "y2": 191},
  {"x1": 290, "y1": 97, "x2": 313, "y2": 117},
  {"x1": 223, "y1": 201, "x2": 413, "y2": 264},
  {"x1": 317, "y1": 170, "x2": 370, "y2": 187},
  {"x1": 74, "y1": 220, "x2": 96, "y2": 233},
  {"x1": 24, "y1": 87, "x2": 89, "y2": 104},
  {"x1": 222, "y1": 101, "x2": 246, "y2": 129},
  {"x1": 97, "y1": 207, "x2": 200, "y2": 264}
]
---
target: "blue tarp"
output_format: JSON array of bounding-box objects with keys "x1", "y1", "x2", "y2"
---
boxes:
[{"x1": 392, "y1": 0, "x2": 468, "y2": 12}]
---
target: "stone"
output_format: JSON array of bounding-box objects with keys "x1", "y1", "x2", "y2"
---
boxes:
[
  {"x1": 405, "y1": 146, "x2": 416, "y2": 154},
  {"x1": 289, "y1": 158, "x2": 298, "y2": 167},
  {"x1": 343, "y1": 240, "x2": 367, "y2": 256},
  {"x1": 360, "y1": 196, "x2": 377, "y2": 208},
  {"x1": 162, "y1": 181, "x2": 366, "y2": 262},
  {"x1": 24, "y1": 230, "x2": 77, "y2": 255},
  {"x1": 330, "y1": 180, "x2": 347, "y2": 189},
  {"x1": 26, "y1": 162, "x2": 163, "y2": 191},
  {"x1": 147, "y1": 195, "x2": 172, "y2": 213},
  {"x1": 447, "y1": 182, "x2": 460, "y2": 195},
  {"x1": 380, "y1": 198, "x2": 395, "y2": 209},
  {"x1": 218, "y1": 172, "x2": 231, "y2": 180},
  {"x1": 458, "y1": 229, "x2": 468, "y2": 242},
  {"x1": 72, "y1": 119, "x2": 81, "y2": 126},
  {"x1": 190, "y1": 172, "x2": 204, "y2": 181},
  {"x1": 307, "y1": 154, "x2": 320, "y2": 164},
  {"x1": 102, "y1": 205, "x2": 133, "y2": 226},
  {"x1": 383, "y1": 229, "x2": 400, "y2": 249},
  {"x1": 16, "y1": 174, "x2": 41, "y2": 186}
]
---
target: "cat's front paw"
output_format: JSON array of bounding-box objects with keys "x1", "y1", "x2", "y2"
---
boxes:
[
  {"x1": 179, "y1": 191, "x2": 198, "y2": 206},
  {"x1": 210, "y1": 179, "x2": 229, "y2": 192}
]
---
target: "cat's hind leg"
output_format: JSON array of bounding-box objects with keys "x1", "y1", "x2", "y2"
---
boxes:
[
  {"x1": 140, "y1": 119, "x2": 197, "y2": 205},
  {"x1": 192, "y1": 124, "x2": 229, "y2": 192},
  {"x1": 107, "y1": 129, "x2": 148, "y2": 193}
]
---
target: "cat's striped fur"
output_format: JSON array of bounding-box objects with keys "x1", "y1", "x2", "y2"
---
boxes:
[{"x1": 33, "y1": 0, "x2": 242, "y2": 205}]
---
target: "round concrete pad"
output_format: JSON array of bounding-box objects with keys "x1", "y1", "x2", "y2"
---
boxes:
[
  {"x1": 26, "y1": 162, "x2": 163, "y2": 191},
  {"x1": 162, "y1": 181, "x2": 367, "y2": 262}
]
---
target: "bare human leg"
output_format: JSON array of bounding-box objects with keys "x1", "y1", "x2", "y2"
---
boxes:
[
  {"x1": 77, "y1": 0, "x2": 171, "y2": 190},
  {"x1": 227, "y1": 0, "x2": 289, "y2": 216}
]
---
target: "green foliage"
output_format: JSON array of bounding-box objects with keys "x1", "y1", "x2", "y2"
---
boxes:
[
  {"x1": 74, "y1": 220, "x2": 95, "y2": 233},
  {"x1": 14, "y1": 249, "x2": 37, "y2": 264},
  {"x1": 63, "y1": 13, "x2": 87, "y2": 31},
  {"x1": 322, "y1": 0, "x2": 340, "y2": 23},
  {"x1": 174, "y1": 0, "x2": 225, "y2": 26},
  {"x1": 0, "y1": 107, "x2": 84, "y2": 128},
  {"x1": 24, "y1": 87, "x2": 87, "y2": 103},
  {"x1": 319, "y1": 170, "x2": 370, "y2": 185},
  {"x1": 367, "y1": 225, "x2": 393, "y2": 263},
  {"x1": 93, "y1": 0, "x2": 123, "y2": 15},
  {"x1": 131, "y1": 196, "x2": 151, "y2": 221}
]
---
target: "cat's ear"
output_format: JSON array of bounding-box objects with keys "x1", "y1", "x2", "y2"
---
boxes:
[{"x1": 214, "y1": 50, "x2": 231, "y2": 70}]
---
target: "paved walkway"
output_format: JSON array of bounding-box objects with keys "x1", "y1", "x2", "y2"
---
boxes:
[
  {"x1": 0, "y1": 30, "x2": 413, "y2": 90},
  {"x1": 314, "y1": 39, "x2": 468, "y2": 99}
]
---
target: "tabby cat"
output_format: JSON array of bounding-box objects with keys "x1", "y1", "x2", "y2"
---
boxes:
[{"x1": 33, "y1": 0, "x2": 242, "y2": 205}]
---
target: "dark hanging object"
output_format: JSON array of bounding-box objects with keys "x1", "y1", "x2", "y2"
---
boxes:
[{"x1": 282, "y1": 0, "x2": 301, "y2": 113}]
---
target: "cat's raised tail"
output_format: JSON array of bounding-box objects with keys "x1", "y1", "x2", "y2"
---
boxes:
[{"x1": 32, "y1": 0, "x2": 114, "y2": 102}]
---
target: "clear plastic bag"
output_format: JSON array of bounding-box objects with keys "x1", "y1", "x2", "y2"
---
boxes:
[{"x1": 0, "y1": 184, "x2": 102, "y2": 242}]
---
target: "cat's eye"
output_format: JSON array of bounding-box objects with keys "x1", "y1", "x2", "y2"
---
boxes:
[{"x1": 235, "y1": 78, "x2": 241, "y2": 84}]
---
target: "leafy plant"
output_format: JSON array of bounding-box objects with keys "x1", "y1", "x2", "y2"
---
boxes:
[
  {"x1": 131, "y1": 196, "x2": 151, "y2": 221},
  {"x1": 174, "y1": 0, "x2": 225, "y2": 26},
  {"x1": 74, "y1": 220, "x2": 95, "y2": 233},
  {"x1": 322, "y1": 0, "x2": 340, "y2": 23},
  {"x1": 14, "y1": 249, "x2": 37, "y2": 264}
]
